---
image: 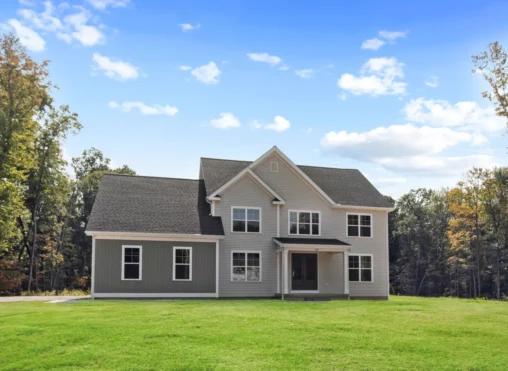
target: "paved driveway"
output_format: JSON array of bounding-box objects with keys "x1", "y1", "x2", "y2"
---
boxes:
[{"x1": 0, "y1": 296, "x2": 90, "y2": 303}]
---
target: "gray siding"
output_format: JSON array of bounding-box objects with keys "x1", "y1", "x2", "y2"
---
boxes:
[
  {"x1": 214, "y1": 176, "x2": 278, "y2": 297},
  {"x1": 95, "y1": 240, "x2": 216, "y2": 294}
]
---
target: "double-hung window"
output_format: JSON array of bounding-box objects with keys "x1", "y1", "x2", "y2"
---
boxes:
[
  {"x1": 231, "y1": 251, "x2": 261, "y2": 282},
  {"x1": 232, "y1": 207, "x2": 261, "y2": 233},
  {"x1": 347, "y1": 214, "x2": 372, "y2": 237},
  {"x1": 122, "y1": 246, "x2": 142, "y2": 280},
  {"x1": 349, "y1": 254, "x2": 373, "y2": 282},
  {"x1": 173, "y1": 247, "x2": 192, "y2": 281},
  {"x1": 289, "y1": 211, "x2": 320, "y2": 235}
]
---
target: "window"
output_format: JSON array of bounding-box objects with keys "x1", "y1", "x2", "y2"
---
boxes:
[
  {"x1": 349, "y1": 255, "x2": 372, "y2": 282},
  {"x1": 289, "y1": 211, "x2": 320, "y2": 235},
  {"x1": 122, "y1": 246, "x2": 142, "y2": 280},
  {"x1": 173, "y1": 247, "x2": 192, "y2": 281},
  {"x1": 347, "y1": 214, "x2": 372, "y2": 237},
  {"x1": 232, "y1": 207, "x2": 261, "y2": 233},
  {"x1": 270, "y1": 161, "x2": 278, "y2": 172},
  {"x1": 231, "y1": 251, "x2": 261, "y2": 282}
]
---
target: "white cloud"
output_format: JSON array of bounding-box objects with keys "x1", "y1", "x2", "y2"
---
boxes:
[
  {"x1": 85, "y1": 0, "x2": 130, "y2": 9},
  {"x1": 179, "y1": 23, "x2": 200, "y2": 32},
  {"x1": 254, "y1": 116, "x2": 291, "y2": 132},
  {"x1": 6, "y1": 19, "x2": 45, "y2": 52},
  {"x1": 279, "y1": 65, "x2": 289, "y2": 71},
  {"x1": 63, "y1": 9, "x2": 104, "y2": 46},
  {"x1": 109, "y1": 101, "x2": 178, "y2": 116},
  {"x1": 179, "y1": 65, "x2": 192, "y2": 71},
  {"x1": 19, "y1": 0, "x2": 36, "y2": 6},
  {"x1": 361, "y1": 38, "x2": 385, "y2": 50},
  {"x1": 378, "y1": 30, "x2": 408, "y2": 41},
  {"x1": 56, "y1": 32, "x2": 72, "y2": 43},
  {"x1": 404, "y1": 98, "x2": 505, "y2": 132},
  {"x1": 190, "y1": 62, "x2": 220, "y2": 84},
  {"x1": 320, "y1": 124, "x2": 490, "y2": 176},
  {"x1": 92, "y1": 53, "x2": 139, "y2": 80},
  {"x1": 425, "y1": 76, "x2": 439, "y2": 88},
  {"x1": 246, "y1": 52, "x2": 282, "y2": 66},
  {"x1": 338, "y1": 57, "x2": 407, "y2": 96},
  {"x1": 210, "y1": 113, "x2": 240, "y2": 129},
  {"x1": 17, "y1": 1, "x2": 62, "y2": 32},
  {"x1": 373, "y1": 177, "x2": 407, "y2": 188},
  {"x1": 295, "y1": 69, "x2": 315, "y2": 79}
]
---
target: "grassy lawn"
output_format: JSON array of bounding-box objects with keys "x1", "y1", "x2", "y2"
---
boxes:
[{"x1": 1, "y1": 296, "x2": 507, "y2": 370}]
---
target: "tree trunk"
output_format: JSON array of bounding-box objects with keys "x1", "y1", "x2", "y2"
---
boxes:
[{"x1": 27, "y1": 209, "x2": 37, "y2": 292}]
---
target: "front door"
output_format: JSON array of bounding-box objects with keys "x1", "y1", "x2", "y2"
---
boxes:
[{"x1": 291, "y1": 253, "x2": 318, "y2": 291}]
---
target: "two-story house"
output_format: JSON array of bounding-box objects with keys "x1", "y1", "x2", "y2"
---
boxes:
[{"x1": 85, "y1": 146, "x2": 394, "y2": 299}]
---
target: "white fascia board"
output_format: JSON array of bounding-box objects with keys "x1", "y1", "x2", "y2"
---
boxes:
[
  {"x1": 332, "y1": 204, "x2": 395, "y2": 212},
  {"x1": 86, "y1": 231, "x2": 224, "y2": 242}
]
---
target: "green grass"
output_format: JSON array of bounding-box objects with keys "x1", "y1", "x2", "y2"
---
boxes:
[{"x1": 1, "y1": 297, "x2": 507, "y2": 370}]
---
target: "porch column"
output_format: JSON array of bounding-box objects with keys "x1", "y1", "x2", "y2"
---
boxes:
[
  {"x1": 276, "y1": 251, "x2": 280, "y2": 294},
  {"x1": 283, "y1": 249, "x2": 289, "y2": 294},
  {"x1": 344, "y1": 251, "x2": 349, "y2": 295}
]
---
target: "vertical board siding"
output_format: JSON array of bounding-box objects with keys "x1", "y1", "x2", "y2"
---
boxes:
[{"x1": 95, "y1": 240, "x2": 216, "y2": 294}]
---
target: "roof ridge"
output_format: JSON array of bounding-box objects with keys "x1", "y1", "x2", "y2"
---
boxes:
[
  {"x1": 103, "y1": 173, "x2": 199, "y2": 182},
  {"x1": 200, "y1": 157, "x2": 253, "y2": 163},
  {"x1": 297, "y1": 164, "x2": 359, "y2": 171}
]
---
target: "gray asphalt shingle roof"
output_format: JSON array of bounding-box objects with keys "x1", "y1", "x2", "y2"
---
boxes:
[
  {"x1": 273, "y1": 237, "x2": 351, "y2": 246},
  {"x1": 200, "y1": 158, "x2": 393, "y2": 208},
  {"x1": 86, "y1": 174, "x2": 224, "y2": 235}
]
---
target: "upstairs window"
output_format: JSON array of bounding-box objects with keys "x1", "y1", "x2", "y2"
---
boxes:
[
  {"x1": 349, "y1": 254, "x2": 373, "y2": 282},
  {"x1": 173, "y1": 247, "x2": 192, "y2": 281},
  {"x1": 289, "y1": 211, "x2": 320, "y2": 235},
  {"x1": 347, "y1": 214, "x2": 372, "y2": 237},
  {"x1": 232, "y1": 207, "x2": 261, "y2": 233},
  {"x1": 122, "y1": 246, "x2": 142, "y2": 280}
]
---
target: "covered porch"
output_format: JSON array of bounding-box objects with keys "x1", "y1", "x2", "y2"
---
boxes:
[{"x1": 273, "y1": 237, "x2": 351, "y2": 299}]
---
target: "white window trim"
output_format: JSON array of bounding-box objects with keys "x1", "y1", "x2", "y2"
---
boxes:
[
  {"x1": 346, "y1": 213, "x2": 373, "y2": 238},
  {"x1": 173, "y1": 246, "x2": 192, "y2": 281},
  {"x1": 348, "y1": 253, "x2": 374, "y2": 283},
  {"x1": 121, "y1": 245, "x2": 142, "y2": 281},
  {"x1": 230, "y1": 250, "x2": 262, "y2": 282},
  {"x1": 231, "y1": 206, "x2": 262, "y2": 233},
  {"x1": 270, "y1": 161, "x2": 279, "y2": 172},
  {"x1": 288, "y1": 210, "x2": 321, "y2": 236}
]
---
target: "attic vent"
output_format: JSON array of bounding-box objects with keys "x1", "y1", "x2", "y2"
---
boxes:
[{"x1": 270, "y1": 162, "x2": 279, "y2": 173}]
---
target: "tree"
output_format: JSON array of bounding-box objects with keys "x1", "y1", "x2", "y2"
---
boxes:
[{"x1": 472, "y1": 42, "x2": 508, "y2": 130}]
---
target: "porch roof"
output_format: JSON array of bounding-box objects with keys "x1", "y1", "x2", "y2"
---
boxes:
[{"x1": 273, "y1": 237, "x2": 351, "y2": 250}]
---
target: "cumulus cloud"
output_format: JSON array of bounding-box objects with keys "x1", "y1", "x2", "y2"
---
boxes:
[
  {"x1": 320, "y1": 124, "x2": 491, "y2": 176},
  {"x1": 295, "y1": 69, "x2": 315, "y2": 79},
  {"x1": 109, "y1": 101, "x2": 178, "y2": 116},
  {"x1": 92, "y1": 53, "x2": 139, "y2": 80},
  {"x1": 4, "y1": 19, "x2": 45, "y2": 51},
  {"x1": 338, "y1": 57, "x2": 407, "y2": 96},
  {"x1": 246, "y1": 52, "x2": 282, "y2": 66},
  {"x1": 210, "y1": 113, "x2": 240, "y2": 129},
  {"x1": 190, "y1": 62, "x2": 221, "y2": 84},
  {"x1": 361, "y1": 38, "x2": 385, "y2": 50},
  {"x1": 85, "y1": 0, "x2": 130, "y2": 9},
  {"x1": 179, "y1": 23, "x2": 200, "y2": 32},
  {"x1": 17, "y1": 1, "x2": 62, "y2": 32},
  {"x1": 253, "y1": 116, "x2": 291, "y2": 132},
  {"x1": 404, "y1": 98, "x2": 505, "y2": 132}
]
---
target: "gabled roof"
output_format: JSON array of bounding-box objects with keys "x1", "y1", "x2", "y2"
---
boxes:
[
  {"x1": 201, "y1": 150, "x2": 393, "y2": 209},
  {"x1": 86, "y1": 174, "x2": 224, "y2": 235}
]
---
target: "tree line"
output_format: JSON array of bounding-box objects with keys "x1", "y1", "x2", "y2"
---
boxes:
[{"x1": 0, "y1": 34, "x2": 507, "y2": 298}]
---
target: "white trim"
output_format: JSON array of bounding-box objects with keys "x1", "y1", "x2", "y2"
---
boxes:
[
  {"x1": 290, "y1": 252, "x2": 319, "y2": 293},
  {"x1": 348, "y1": 253, "x2": 374, "y2": 283},
  {"x1": 344, "y1": 251, "x2": 349, "y2": 294},
  {"x1": 230, "y1": 250, "x2": 262, "y2": 282},
  {"x1": 276, "y1": 204, "x2": 280, "y2": 238},
  {"x1": 211, "y1": 200, "x2": 216, "y2": 216},
  {"x1": 215, "y1": 240, "x2": 219, "y2": 298},
  {"x1": 121, "y1": 245, "x2": 142, "y2": 281},
  {"x1": 333, "y1": 204, "x2": 395, "y2": 212},
  {"x1": 282, "y1": 249, "x2": 289, "y2": 295},
  {"x1": 231, "y1": 206, "x2": 262, "y2": 234},
  {"x1": 208, "y1": 168, "x2": 285, "y2": 204},
  {"x1": 93, "y1": 293, "x2": 216, "y2": 298},
  {"x1": 346, "y1": 213, "x2": 374, "y2": 238},
  {"x1": 270, "y1": 161, "x2": 279, "y2": 172},
  {"x1": 291, "y1": 290, "x2": 319, "y2": 294},
  {"x1": 386, "y1": 214, "x2": 390, "y2": 298},
  {"x1": 91, "y1": 236, "x2": 96, "y2": 298},
  {"x1": 276, "y1": 252, "x2": 280, "y2": 294},
  {"x1": 248, "y1": 146, "x2": 336, "y2": 206},
  {"x1": 172, "y1": 246, "x2": 192, "y2": 281},
  {"x1": 288, "y1": 210, "x2": 321, "y2": 236},
  {"x1": 86, "y1": 231, "x2": 224, "y2": 242}
]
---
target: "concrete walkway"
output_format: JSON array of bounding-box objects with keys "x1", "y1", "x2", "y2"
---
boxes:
[{"x1": 0, "y1": 296, "x2": 90, "y2": 303}]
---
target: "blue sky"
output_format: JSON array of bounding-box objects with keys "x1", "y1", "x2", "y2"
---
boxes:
[{"x1": 1, "y1": 0, "x2": 507, "y2": 197}]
